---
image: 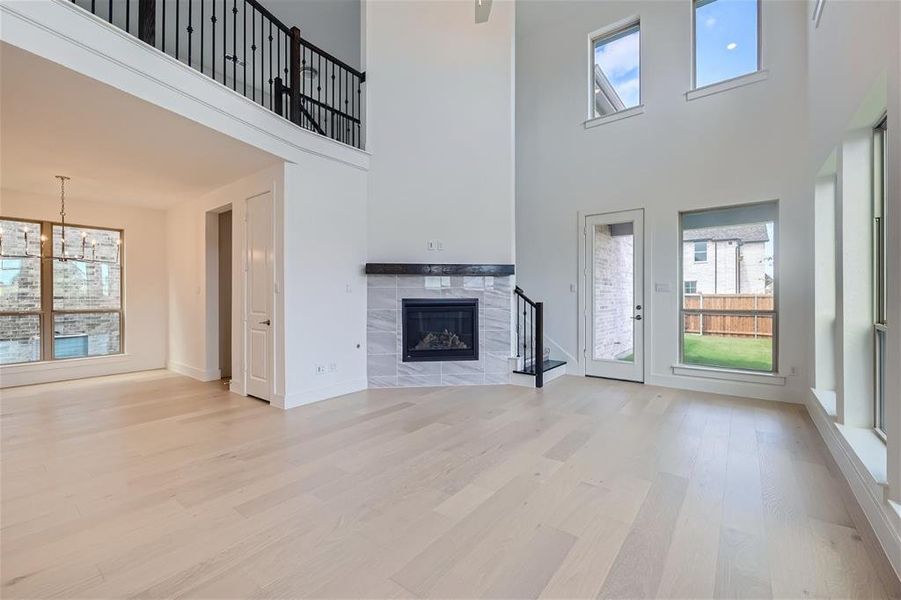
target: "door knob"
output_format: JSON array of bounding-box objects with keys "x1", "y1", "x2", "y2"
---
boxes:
[
  {"x1": 260, "y1": 319, "x2": 271, "y2": 326},
  {"x1": 636, "y1": 305, "x2": 642, "y2": 310},
  {"x1": 634, "y1": 315, "x2": 642, "y2": 321}
]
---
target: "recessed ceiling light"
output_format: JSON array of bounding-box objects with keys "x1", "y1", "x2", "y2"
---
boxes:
[{"x1": 726, "y1": 42, "x2": 737, "y2": 50}]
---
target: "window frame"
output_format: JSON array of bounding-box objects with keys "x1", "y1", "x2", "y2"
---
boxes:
[
  {"x1": 873, "y1": 115, "x2": 887, "y2": 438},
  {"x1": 684, "y1": 280, "x2": 698, "y2": 294},
  {"x1": 678, "y1": 201, "x2": 779, "y2": 374},
  {"x1": 587, "y1": 16, "x2": 642, "y2": 120},
  {"x1": 691, "y1": 0, "x2": 763, "y2": 91},
  {"x1": 0, "y1": 216, "x2": 124, "y2": 365}
]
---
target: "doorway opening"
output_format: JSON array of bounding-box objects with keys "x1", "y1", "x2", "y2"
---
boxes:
[{"x1": 218, "y1": 210, "x2": 233, "y2": 382}]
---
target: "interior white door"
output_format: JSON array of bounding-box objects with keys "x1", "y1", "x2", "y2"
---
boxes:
[
  {"x1": 585, "y1": 209, "x2": 644, "y2": 382},
  {"x1": 245, "y1": 191, "x2": 273, "y2": 401}
]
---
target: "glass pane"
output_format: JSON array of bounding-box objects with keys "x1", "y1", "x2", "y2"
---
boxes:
[
  {"x1": 593, "y1": 221, "x2": 634, "y2": 362},
  {"x1": 593, "y1": 24, "x2": 640, "y2": 117},
  {"x1": 53, "y1": 312, "x2": 120, "y2": 358},
  {"x1": 52, "y1": 226, "x2": 121, "y2": 311},
  {"x1": 683, "y1": 315, "x2": 773, "y2": 371},
  {"x1": 53, "y1": 260, "x2": 121, "y2": 310},
  {"x1": 695, "y1": 0, "x2": 758, "y2": 88},
  {"x1": 0, "y1": 220, "x2": 42, "y2": 312},
  {"x1": 52, "y1": 225, "x2": 120, "y2": 263},
  {"x1": 0, "y1": 314, "x2": 41, "y2": 365},
  {"x1": 682, "y1": 203, "x2": 776, "y2": 372}
]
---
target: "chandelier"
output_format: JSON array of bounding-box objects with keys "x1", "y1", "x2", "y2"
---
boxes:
[{"x1": 0, "y1": 176, "x2": 120, "y2": 264}]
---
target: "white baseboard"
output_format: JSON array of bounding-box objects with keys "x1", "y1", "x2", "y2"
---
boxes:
[
  {"x1": 646, "y1": 372, "x2": 801, "y2": 404},
  {"x1": 167, "y1": 361, "x2": 221, "y2": 382},
  {"x1": 274, "y1": 377, "x2": 367, "y2": 410},
  {"x1": 1, "y1": 355, "x2": 163, "y2": 388},
  {"x1": 806, "y1": 391, "x2": 901, "y2": 583}
]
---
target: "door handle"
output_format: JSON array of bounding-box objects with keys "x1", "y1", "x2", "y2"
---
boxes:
[
  {"x1": 259, "y1": 319, "x2": 271, "y2": 326},
  {"x1": 632, "y1": 315, "x2": 642, "y2": 321}
]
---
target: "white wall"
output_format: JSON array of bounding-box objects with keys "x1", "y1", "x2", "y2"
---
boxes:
[
  {"x1": 280, "y1": 158, "x2": 369, "y2": 408},
  {"x1": 364, "y1": 0, "x2": 515, "y2": 264},
  {"x1": 516, "y1": 0, "x2": 809, "y2": 402},
  {"x1": 268, "y1": 0, "x2": 361, "y2": 70},
  {"x1": 0, "y1": 190, "x2": 167, "y2": 386}
]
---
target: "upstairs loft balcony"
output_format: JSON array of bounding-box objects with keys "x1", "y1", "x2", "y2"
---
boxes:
[{"x1": 67, "y1": 0, "x2": 365, "y2": 149}]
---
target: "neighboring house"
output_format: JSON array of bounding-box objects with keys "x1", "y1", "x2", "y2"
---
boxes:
[{"x1": 682, "y1": 224, "x2": 770, "y2": 295}]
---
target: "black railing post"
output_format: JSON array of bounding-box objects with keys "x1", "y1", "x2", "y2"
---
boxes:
[
  {"x1": 138, "y1": 0, "x2": 155, "y2": 45},
  {"x1": 273, "y1": 76, "x2": 284, "y2": 116},
  {"x1": 290, "y1": 26, "x2": 301, "y2": 126},
  {"x1": 535, "y1": 302, "x2": 544, "y2": 389}
]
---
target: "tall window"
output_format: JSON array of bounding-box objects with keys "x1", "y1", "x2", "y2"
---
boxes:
[
  {"x1": 592, "y1": 21, "x2": 640, "y2": 117},
  {"x1": 873, "y1": 116, "x2": 887, "y2": 437},
  {"x1": 680, "y1": 202, "x2": 777, "y2": 372},
  {"x1": 0, "y1": 218, "x2": 123, "y2": 365},
  {"x1": 694, "y1": 0, "x2": 759, "y2": 89}
]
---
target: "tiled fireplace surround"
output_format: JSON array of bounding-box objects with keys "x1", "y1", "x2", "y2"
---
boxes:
[{"x1": 367, "y1": 274, "x2": 515, "y2": 387}]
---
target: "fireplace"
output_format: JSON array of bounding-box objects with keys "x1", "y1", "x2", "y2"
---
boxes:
[{"x1": 402, "y1": 298, "x2": 479, "y2": 362}]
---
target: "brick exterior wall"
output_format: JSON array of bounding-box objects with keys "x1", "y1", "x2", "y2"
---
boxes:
[
  {"x1": 593, "y1": 225, "x2": 634, "y2": 360},
  {"x1": 682, "y1": 240, "x2": 767, "y2": 294}
]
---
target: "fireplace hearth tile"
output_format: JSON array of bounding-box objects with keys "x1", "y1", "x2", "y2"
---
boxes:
[
  {"x1": 482, "y1": 308, "x2": 512, "y2": 330},
  {"x1": 398, "y1": 374, "x2": 442, "y2": 387},
  {"x1": 367, "y1": 332, "x2": 396, "y2": 355},
  {"x1": 367, "y1": 287, "x2": 397, "y2": 310},
  {"x1": 398, "y1": 360, "x2": 442, "y2": 376},
  {"x1": 368, "y1": 354, "x2": 398, "y2": 377},
  {"x1": 367, "y1": 275, "x2": 397, "y2": 289},
  {"x1": 368, "y1": 376, "x2": 397, "y2": 388},
  {"x1": 441, "y1": 373, "x2": 485, "y2": 386},
  {"x1": 367, "y1": 310, "x2": 397, "y2": 333}
]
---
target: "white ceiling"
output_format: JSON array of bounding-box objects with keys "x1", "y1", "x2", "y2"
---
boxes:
[{"x1": 0, "y1": 43, "x2": 280, "y2": 210}]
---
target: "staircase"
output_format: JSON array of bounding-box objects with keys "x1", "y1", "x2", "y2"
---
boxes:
[
  {"x1": 513, "y1": 287, "x2": 566, "y2": 388},
  {"x1": 68, "y1": 0, "x2": 365, "y2": 149}
]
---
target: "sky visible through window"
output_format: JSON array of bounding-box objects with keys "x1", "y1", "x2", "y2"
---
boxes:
[
  {"x1": 594, "y1": 26, "x2": 640, "y2": 112},
  {"x1": 695, "y1": 0, "x2": 758, "y2": 88}
]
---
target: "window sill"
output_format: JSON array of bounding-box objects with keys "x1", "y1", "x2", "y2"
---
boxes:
[
  {"x1": 811, "y1": 387, "x2": 837, "y2": 417},
  {"x1": 671, "y1": 363, "x2": 786, "y2": 385},
  {"x1": 836, "y1": 423, "x2": 888, "y2": 486},
  {"x1": 685, "y1": 70, "x2": 769, "y2": 102},
  {"x1": 584, "y1": 105, "x2": 645, "y2": 129}
]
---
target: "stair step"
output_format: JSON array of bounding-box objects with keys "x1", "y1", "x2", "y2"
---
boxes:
[{"x1": 513, "y1": 359, "x2": 567, "y2": 376}]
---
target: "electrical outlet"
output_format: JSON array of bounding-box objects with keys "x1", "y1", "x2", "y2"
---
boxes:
[
  {"x1": 437, "y1": 240, "x2": 444, "y2": 251},
  {"x1": 790, "y1": 366, "x2": 798, "y2": 376},
  {"x1": 570, "y1": 283, "x2": 577, "y2": 293},
  {"x1": 315, "y1": 365, "x2": 327, "y2": 375},
  {"x1": 427, "y1": 240, "x2": 436, "y2": 251},
  {"x1": 345, "y1": 284, "x2": 352, "y2": 293}
]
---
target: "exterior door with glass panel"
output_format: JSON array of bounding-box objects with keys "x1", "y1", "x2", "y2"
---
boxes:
[{"x1": 585, "y1": 210, "x2": 644, "y2": 382}]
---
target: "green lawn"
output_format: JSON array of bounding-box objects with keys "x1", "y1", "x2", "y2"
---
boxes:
[{"x1": 682, "y1": 334, "x2": 772, "y2": 372}]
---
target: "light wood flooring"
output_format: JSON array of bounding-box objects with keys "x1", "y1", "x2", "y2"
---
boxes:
[{"x1": 1, "y1": 371, "x2": 897, "y2": 599}]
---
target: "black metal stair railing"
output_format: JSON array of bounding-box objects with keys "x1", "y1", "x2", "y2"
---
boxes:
[
  {"x1": 514, "y1": 286, "x2": 545, "y2": 388},
  {"x1": 69, "y1": 0, "x2": 365, "y2": 149}
]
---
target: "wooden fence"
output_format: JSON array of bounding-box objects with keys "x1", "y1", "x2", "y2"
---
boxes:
[{"x1": 683, "y1": 294, "x2": 773, "y2": 338}]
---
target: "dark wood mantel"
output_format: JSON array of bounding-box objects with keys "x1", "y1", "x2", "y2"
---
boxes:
[{"x1": 365, "y1": 263, "x2": 515, "y2": 276}]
